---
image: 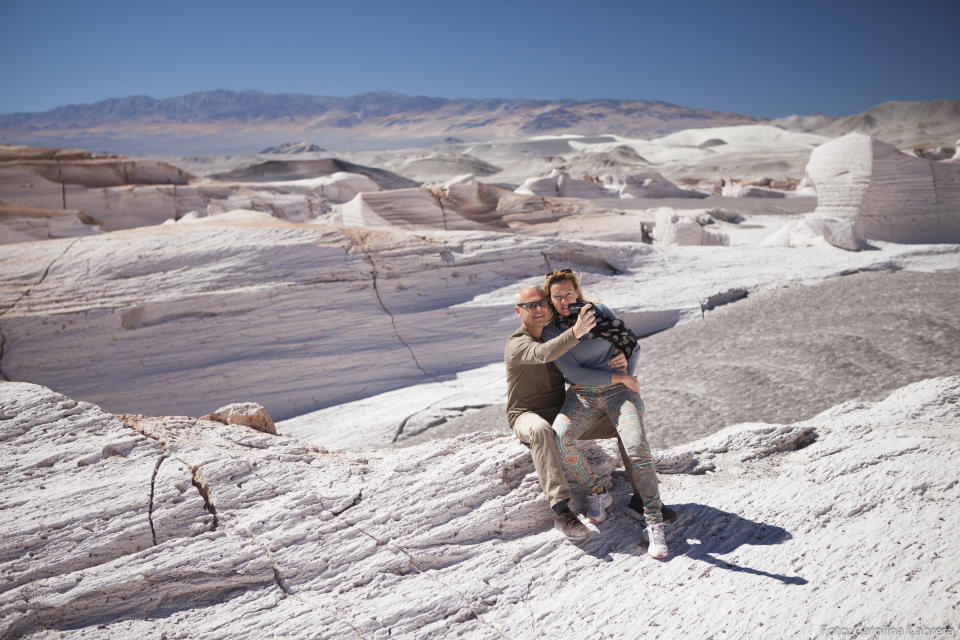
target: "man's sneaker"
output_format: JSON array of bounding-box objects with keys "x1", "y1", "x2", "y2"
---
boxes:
[
  {"x1": 586, "y1": 488, "x2": 613, "y2": 523},
  {"x1": 646, "y1": 523, "x2": 668, "y2": 559},
  {"x1": 625, "y1": 494, "x2": 678, "y2": 524},
  {"x1": 554, "y1": 511, "x2": 590, "y2": 542}
]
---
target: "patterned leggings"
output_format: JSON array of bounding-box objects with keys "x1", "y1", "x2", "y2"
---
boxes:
[{"x1": 554, "y1": 384, "x2": 663, "y2": 525}]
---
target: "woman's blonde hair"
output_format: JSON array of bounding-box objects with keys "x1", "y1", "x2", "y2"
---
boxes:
[{"x1": 544, "y1": 269, "x2": 586, "y2": 315}]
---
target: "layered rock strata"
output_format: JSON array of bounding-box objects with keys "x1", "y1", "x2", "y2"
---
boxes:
[
  {"x1": 2, "y1": 214, "x2": 958, "y2": 422},
  {"x1": 1, "y1": 377, "x2": 957, "y2": 638},
  {"x1": 806, "y1": 133, "x2": 960, "y2": 243}
]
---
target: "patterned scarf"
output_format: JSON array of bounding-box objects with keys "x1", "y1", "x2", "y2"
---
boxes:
[{"x1": 553, "y1": 303, "x2": 639, "y2": 358}]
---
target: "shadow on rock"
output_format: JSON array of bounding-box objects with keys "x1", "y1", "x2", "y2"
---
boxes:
[
  {"x1": 574, "y1": 501, "x2": 806, "y2": 586},
  {"x1": 668, "y1": 502, "x2": 807, "y2": 585}
]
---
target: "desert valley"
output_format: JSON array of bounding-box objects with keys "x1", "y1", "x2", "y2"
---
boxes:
[{"x1": 1, "y1": 91, "x2": 958, "y2": 639}]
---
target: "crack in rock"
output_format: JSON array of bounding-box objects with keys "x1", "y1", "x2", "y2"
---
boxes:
[
  {"x1": 361, "y1": 248, "x2": 442, "y2": 384},
  {"x1": 190, "y1": 466, "x2": 219, "y2": 531},
  {"x1": 148, "y1": 454, "x2": 168, "y2": 546},
  {"x1": 0, "y1": 238, "x2": 81, "y2": 381},
  {"x1": 393, "y1": 404, "x2": 491, "y2": 443},
  {"x1": 351, "y1": 527, "x2": 510, "y2": 639}
]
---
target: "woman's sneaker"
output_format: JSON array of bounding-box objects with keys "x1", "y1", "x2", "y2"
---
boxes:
[
  {"x1": 586, "y1": 488, "x2": 613, "y2": 523},
  {"x1": 625, "y1": 495, "x2": 678, "y2": 523},
  {"x1": 646, "y1": 523, "x2": 668, "y2": 559},
  {"x1": 554, "y1": 511, "x2": 590, "y2": 542}
]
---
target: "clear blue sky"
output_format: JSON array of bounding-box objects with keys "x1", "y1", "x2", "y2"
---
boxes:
[{"x1": 1, "y1": 0, "x2": 957, "y2": 118}]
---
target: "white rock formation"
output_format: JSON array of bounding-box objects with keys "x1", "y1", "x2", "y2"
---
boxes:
[
  {"x1": 603, "y1": 171, "x2": 708, "y2": 199},
  {"x1": 2, "y1": 215, "x2": 958, "y2": 422},
  {"x1": 341, "y1": 187, "x2": 485, "y2": 230},
  {"x1": 721, "y1": 179, "x2": 788, "y2": 198},
  {"x1": 515, "y1": 169, "x2": 613, "y2": 198},
  {"x1": 806, "y1": 133, "x2": 960, "y2": 243},
  {"x1": 260, "y1": 141, "x2": 326, "y2": 154},
  {"x1": 432, "y1": 174, "x2": 499, "y2": 218},
  {"x1": 653, "y1": 124, "x2": 828, "y2": 150},
  {"x1": 0, "y1": 147, "x2": 197, "y2": 231},
  {"x1": 652, "y1": 208, "x2": 729, "y2": 246},
  {"x1": 2, "y1": 376, "x2": 957, "y2": 638},
  {"x1": 795, "y1": 176, "x2": 817, "y2": 196},
  {"x1": 202, "y1": 402, "x2": 277, "y2": 435},
  {"x1": 759, "y1": 215, "x2": 861, "y2": 251},
  {"x1": 0, "y1": 204, "x2": 102, "y2": 244},
  {"x1": 946, "y1": 138, "x2": 960, "y2": 163}
]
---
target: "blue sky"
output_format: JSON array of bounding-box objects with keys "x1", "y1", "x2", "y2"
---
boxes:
[{"x1": 1, "y1": 0, "x2": 957, "y2": 118}]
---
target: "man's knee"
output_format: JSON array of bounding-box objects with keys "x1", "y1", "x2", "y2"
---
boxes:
[{"x1": 525, "y1": 422, "x2": 555, "y2": 447}]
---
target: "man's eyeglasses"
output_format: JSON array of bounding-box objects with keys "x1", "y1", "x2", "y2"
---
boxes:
[{"x1": 517, "y1": 298, "x2": 548, "y2": 310}]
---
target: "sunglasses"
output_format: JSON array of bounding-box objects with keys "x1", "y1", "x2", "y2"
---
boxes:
[
  {"x1": 546, "y1": 268, "x2": 573, "y2": 277},
  {"x1": 517, "y1": 298, "x2": 549, "y2": 310}
]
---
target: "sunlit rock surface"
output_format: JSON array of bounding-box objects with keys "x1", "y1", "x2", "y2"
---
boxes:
[
  {"x1": 1, "y1": 377, "x2": 957, "y2": 638},
  {"x1": 806, "y1": 133, "x2": 960, "y2": 243},
  {"x1": 0, "y1": 204, "x2": 101, "y2": 244},
  {"x1": 2, "y1": 213, "x2": 958, "y2": 422}
]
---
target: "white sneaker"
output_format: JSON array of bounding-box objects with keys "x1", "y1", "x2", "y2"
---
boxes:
[
  {"x1": 646, "y1": 523, "x2": 668, "y2": 559},
  {"x1": 586, "y1": 488, "x2": 613, "y2": 523}
]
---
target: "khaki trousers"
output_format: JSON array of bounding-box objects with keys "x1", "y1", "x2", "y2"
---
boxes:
[{"x1": 512, "y1": 410, "x2": 644, "y2": 508}]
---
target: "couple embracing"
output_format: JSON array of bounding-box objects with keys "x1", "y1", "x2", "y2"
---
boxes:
[{"x1": 504, "y1": 269, "x2": 674, "y2": 559}]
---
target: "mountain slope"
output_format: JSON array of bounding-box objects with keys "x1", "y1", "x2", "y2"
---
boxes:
[
  {"x1": 772, "y1": 99, "x2": 960, "y2": 148},
  {"x1": 0, "y1": 90, "x2": 764, "y2": 154}
]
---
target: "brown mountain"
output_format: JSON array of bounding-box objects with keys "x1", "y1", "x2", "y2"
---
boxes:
[{"x1": 0, "y1": 90, "x2": 764, "y2": 155}]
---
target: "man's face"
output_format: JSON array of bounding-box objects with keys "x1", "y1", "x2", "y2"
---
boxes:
[{"x1": 515, "y1": 287, "x2": 550, "y2": 330}]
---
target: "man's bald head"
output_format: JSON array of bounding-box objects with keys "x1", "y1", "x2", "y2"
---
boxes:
[{"x1": 514, "y1": 285, "x2": 546, "y2": 305}]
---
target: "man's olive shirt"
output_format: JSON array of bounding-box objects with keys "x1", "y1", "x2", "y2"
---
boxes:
[{"x1": 504, "y1": 325, "x2": 580, "y2": 429}]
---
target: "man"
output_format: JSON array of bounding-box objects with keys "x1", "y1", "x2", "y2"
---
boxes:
[{"x1": 504, "y1": 285, "x2": 676, "y2": 543}]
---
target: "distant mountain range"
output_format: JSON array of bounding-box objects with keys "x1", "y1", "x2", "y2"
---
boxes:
[
  {"x1": 771, "y1": 99, "x2": 960, "y2": 149},
  {"x1": 0, "y1": 90, "x2": 956, "y2": 155},
  {"x1": 0, "y1": 90, "x2": 763, "y2": 154}
]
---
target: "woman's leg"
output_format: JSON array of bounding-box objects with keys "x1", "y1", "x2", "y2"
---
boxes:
[
  {"x1": 553, "y1": 386, "x2": 604, "y2": 494},
  {"x1": 600, "y1": 385, "x2": 663, "y2": 526}
]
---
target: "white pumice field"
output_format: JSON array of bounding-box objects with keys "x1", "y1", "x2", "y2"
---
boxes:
[{"x1": 1, "y1": 99, "x2": 958, "y2": 638}]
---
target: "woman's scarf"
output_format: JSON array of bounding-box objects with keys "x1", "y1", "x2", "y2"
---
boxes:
[{"x1": 553, "y1": 303, "x2": 639, "y2": 358}]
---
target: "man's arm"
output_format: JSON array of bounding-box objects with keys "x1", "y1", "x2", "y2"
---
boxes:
[{"x1": 507, "y1": 328, "x2": 580, "y2": 365}]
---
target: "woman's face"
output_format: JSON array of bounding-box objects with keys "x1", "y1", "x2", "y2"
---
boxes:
[{"x1": 549, "y1": 280, "x2": 579, "y2": 316}]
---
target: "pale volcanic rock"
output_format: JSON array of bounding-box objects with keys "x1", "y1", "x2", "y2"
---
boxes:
[
  {"x1": 0, "y1": 384, "x2": 214, "y2": 600},
  {"x1": 2, "y1": 377, "x2": 958, "y2": 638},
  {"x1": 604, "y1": 171, "x2": 708, "y2": 199},
  {"x1": 0, "y1": 203, "x2": 101, "y2": 244},
  {"x1": 0, "y1": 145, "x2": 193, "y2": 231},
  {"x1": 652, "y1": 208, "x2": 729, "y2": 246},
  {"x1": 721, "y1": 179, "x2": 788, "y2": 198},
  {"x1": 759, "y1": 215, "x2": 860, "y2": 250},
  {"x1": 2, "y1": 214, "x2": 959, "y2": 425},
  {"x1": 430, "y1": 174, "x2": 506, "y2": 226},
  {"x1": 0, "y1": 164, "x2": 212, "y2": 231},
  {"x1": 201, "y1": 402, "x2": 277, "y2": 435},
  {"x1": 259, "y1": 141, "x2": 326, "y2": 154},
  {"x1": 399, "y1": 154, "x2": 502, "y2": 181},
  {"x1": 946, "y1": 139, "x2": 960, "y2": 163},
  {"x1": 341, "y1": 187, "x2": 486, "y2": 230},
  {"x1": 0, "y1": 147, "x2": 191, "y2": 188},
  {"x1": 515, "y1": 169, "x2": 612, "y2": 199},
  {"x1": 806, "y1": 133, "x2": 960, "y2": 243},
  {"x1": 209, "y1": 158, "x2": 418, "y2": 190}
]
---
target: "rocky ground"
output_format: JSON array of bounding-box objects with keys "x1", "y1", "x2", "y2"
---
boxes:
[
  {"x1": 337, "y1": 267, "x2": 960, "y2": 452},
  {"x1": 2, "y1": 376, "x2": 957, "y2": 639}
]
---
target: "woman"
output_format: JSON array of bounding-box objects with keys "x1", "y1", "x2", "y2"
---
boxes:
[{"x1": 541, "y1": 269, "x2": 668, "y2": 559}]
